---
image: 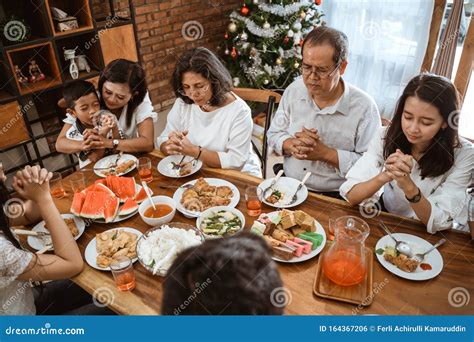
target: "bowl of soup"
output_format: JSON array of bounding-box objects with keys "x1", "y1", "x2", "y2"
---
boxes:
[{"x1": 139, "y1": 196, "x2": 176, "y2": 226}]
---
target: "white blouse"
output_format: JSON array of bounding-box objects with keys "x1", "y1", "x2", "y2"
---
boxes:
[
  {"x1": 340, "y1": 127, "x2": 474, "y2": 233},
  {"x1": 117, "y1": 92, "x2": 158, "y2": 138},
  {"x1": 0, "y1": 233, "x2": 35, "y2": 315},
  {"x1": 156, "y1": 95, "x2": 262, "y2": 178}
]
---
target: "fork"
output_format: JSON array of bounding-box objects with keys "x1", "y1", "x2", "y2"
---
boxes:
[
  {"x1": 412, "y1": 238, "x2": 446, "y2": 263},
  {"x1": 262, "y1": 169, "x2": 284, "y2": 198},
  {"x1": 93, "y1": 152, "x2": 123, "y2": 173},
  {"x1": 288, "y1": 172, "x2": 311, "y2": 205},
  {"x1": 171, "y1": 155, "x2": 187, "y2": 170},
  {"x1": 159, "y1": 184, "x2": 194, "y2": 190}
]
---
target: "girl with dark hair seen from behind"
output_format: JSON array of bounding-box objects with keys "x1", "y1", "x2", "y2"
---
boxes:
[
  {"x1": 0, "y1": 164, "x2": 111, "y2": 315},
  {"x1": 157, "y1": 47, "x2": 262, "y2": 177},
  {"x1": 84, "y1": 59, "x2": 157, "y2": 153},
  {"x1": 340, "y1": 74, "x2": 474, "y2": 233}
]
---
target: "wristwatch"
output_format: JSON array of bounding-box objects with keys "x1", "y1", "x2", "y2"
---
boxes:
[
  {"x1": 112, "y1": 139, "x2": 119, "y2": 149},
  {"x1": 405, "y1": 187, "x2": 422, "y2": 203}
]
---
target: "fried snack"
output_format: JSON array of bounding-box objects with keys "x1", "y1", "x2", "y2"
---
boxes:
[
  {"x1": 384, "y1": 253, "x2": 419, "y2": 273},
  {"x1": 272, "y1": 228, "x2": 294, "y2": 242},
  {"x1": 180, "y1": 178, "x2": 234, "y2": 212},
  {"x1": 96, "y1": 230, "x2": 138, "y2": 268},
  {"x1": 295, "y1": 210, "x2": 315, "y2": 232},
  {"x1": 45, "y1": 218, "x2": 79, "y2": 237},
  {"x1": 115, "y1": 160, "x2": 136, "y2": 174},
  {"x1": 280, "y1": 210, "x2": 297, "y2": 230}
]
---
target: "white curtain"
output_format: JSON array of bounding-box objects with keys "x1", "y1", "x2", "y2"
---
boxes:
[{"x1": 321, "y1": 0, "x2": 434, "y2": 118}]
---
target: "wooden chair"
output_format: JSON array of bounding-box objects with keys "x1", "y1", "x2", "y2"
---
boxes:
[{"x1": 233, "y1": 88, "x2": 282, "y2": 178}]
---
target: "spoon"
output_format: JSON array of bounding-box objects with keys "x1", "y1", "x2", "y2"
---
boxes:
[
  {"x1": 412, "y1": 238, "x2": 446, "y2": 263},
  {"x1": 378, "y1": 221, "x2": 413, "y2": 257},
  {"x1": 141, "y1": 181, "x2": 156, "y2": 210}
]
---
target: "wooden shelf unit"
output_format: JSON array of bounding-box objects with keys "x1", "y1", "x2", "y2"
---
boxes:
[{"x1": 0, "y1": 0, "x2": 139, "y2": 183}]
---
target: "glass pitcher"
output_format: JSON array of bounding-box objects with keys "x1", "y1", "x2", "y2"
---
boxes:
[{"x1": 322, "y1": 216, "x2": 370, "y2": 286}]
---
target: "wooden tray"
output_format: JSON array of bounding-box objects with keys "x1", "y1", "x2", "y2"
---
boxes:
[{"x1": 313, "y1": 246, "x2": 374, "y2": 306}]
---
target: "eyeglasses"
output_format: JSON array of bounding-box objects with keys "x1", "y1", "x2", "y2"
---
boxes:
[
  {"x1": 301, "y1": 62, "x2": 341, "y2": 79},
  {"x1": 178, "y1": 84, "x2": 210, "y2": 97}
]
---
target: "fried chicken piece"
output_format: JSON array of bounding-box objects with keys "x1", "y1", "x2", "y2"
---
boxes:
[
  {"x1": 200, "y1": 185, "x2": 217, "y2": 197},
  {"x1": 216, "y1": 186, "x2": 233, "y2": 198},
  {"x1": 182, "y1": 198, "x2": 204, "y2": 212},
  {"x1": 181, "y1": 189, "x2": 198, "y2": 202},
  {"x1": 193, "y1": 178, "x2": 209, "y2": 193}
]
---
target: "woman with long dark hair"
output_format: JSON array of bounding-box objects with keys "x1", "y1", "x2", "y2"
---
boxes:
[
  {"x1": 340, "y1": 74, "x2": 474, "y2": 233},
  {"x1": 157, "y1": 47, "x2": 261, "y2": 177},
  {"x1": 76, "y1": 59, "x2": 157, "y2": 153},
  {"x1": 0, "y1": 165, "x2": 91, "y2": 315}
]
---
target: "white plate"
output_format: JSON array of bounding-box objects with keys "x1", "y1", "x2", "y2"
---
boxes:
[
  {"x1": 263, "y1": 211, "x2": 327, "y2": 263},
  {"x1": 258, "y1": 177, "x2": 308, "y2": 208},
  {"x1": 157, "y1": 155, "x2": 203, "y2": 178},
  {"x1": 91, "y1": 184, "x2": 141, "y2": 223},
  {"x1": 375, "y1": 233, "x2": 443, "y2": 281},
  {"x1": 27, "y1": 214, "x2": 85, "y2": 251},
  {"x1": 173, "y1": 178, "x2": 240, "y2": 218},
  {"x1": 84, "y1": 227, "x2": 142, "y2": 271},
  {"x1": 93, "y1": 154, "x2": 138, "y2": 177}
]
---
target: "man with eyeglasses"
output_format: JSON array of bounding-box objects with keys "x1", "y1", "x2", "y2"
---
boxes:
[{"x1": 267, "y1": 26, "x2": 381, "y2": 198}]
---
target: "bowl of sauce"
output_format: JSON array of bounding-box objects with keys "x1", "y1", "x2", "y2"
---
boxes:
[{"x1": 139, "y1": 196, "x2": 176, "y2": 226}]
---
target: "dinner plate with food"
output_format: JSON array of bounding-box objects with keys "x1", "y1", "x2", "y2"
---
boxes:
[
  {"x1": 258, "y1": 177, "x2": 308, "y2": 208},
  {"x1": 157, "y1": 155, "x2": 203, "y2": 178},
  {"x1": 137, "y1": 222, "x2": 204, "y2": 276},
  {"x1": 250, "y1": 209, "x2": 326, "y2": 263},
  {"x1": 375, "y1": 233, "x2": 443, "y2": 281},
  {"x1": 172, "y1": 177, "x2": 240, "y2": 218},
  {"x1": 27, "y1": 214, "x2": 85, "y2": 251},
  {"x1": 93, "y1": 154, "x2": 138, "y2": 177},
  {"x1": 85, "y1": 227, "x2": 142, "y2": 271}
]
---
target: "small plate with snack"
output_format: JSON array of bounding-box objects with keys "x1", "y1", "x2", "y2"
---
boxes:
[
  {"x1": 375, "y1": 233, "x2": 443, "y2": 281},
  {"x1": 94, "y1": 154, "x2": 138, "y2": 177},
  {"x1": 157, "y1": 155, "x2": 203, "y2": 178},
  {"x1": 173, "y1": 177, "x2": 240, "y2": 218},
  {"x1": 258, "y1": 177, "x2": 308, "y2": 208},
  {"x1": 250, "y1": 209, "x2": 326, "y2": 263},
  {"x1": 85, "y1": 227, "x2": 142, "y2": 271},
  {"x1": 27, "y1": 214, "x2": 85, "y2": 251}
]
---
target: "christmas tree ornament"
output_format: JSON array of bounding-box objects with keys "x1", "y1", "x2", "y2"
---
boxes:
[
  {"x1": 283, "y1": 36, "x2": 290, "y2": 44},
  {"x1": 315, "y1": 0, "x2": 322, "y2": 5},
  {"x1": 240, "y1": 32, "x2": 248, "y2": 41},
  {"x1": 233, "y1": 77, "x2": 240, "y2": 87},
  {"x1": 300, "y1": 11, "x2": 306, "y2": 19},
  {"x1": 294, "y1": 62, "x2": 300, "y2": 68},
  {"x1": 231, "y1": 47, "x2": 238, "y2": 58},
  {"x1": 241, "y1": 4, "x2": 250, "y2": 16},
  {"x1": 263, "y1": 21, "x2": 271, "y2": 29},
  {"x1": 253, "y1": 0, "x2": 259, "y2": 4},
  {"x1": 292, "y1": 21, "x2": 302, "y2": 31},
  {"x1": 225, "y1": 48, "x2": 230, "y2": 55},
  {"x1": 263, "y1": 79, "x2": 269, "y2": 85},
  {"x1": 228, "y1": 22, "x2": 237, "y2": 33},
  {"x1": 276, "y1": 58, "x2": 283, "y2": 65},
  {"x1": 224, "y1": 32, "x2": 229, "y2": 39},
  {"x1": 287, "y1": 29, "x2": 294, "y2": 38}
]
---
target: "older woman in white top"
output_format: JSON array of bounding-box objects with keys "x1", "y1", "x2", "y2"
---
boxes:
[
  {"x1": 157, "y1": 47, "x2": 261, "y2": 177},
  {"x1": 340, "y1": 74, "x2": 474, "y2": 233},
  {"x1": 82, "y1": 59, "x2": 158, "y2": 153}
]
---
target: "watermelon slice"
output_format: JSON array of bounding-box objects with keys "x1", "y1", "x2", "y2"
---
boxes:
[
  {"x1": 82, "y1": 183, "x2": 114, "y2": 195},
  {"x1": 108, "y1": 176, "x2": 136, "y2": 202},
  {"x1": 119, "y1": 198, "x2": 138, "y2": 216},
  {"x1": 70, "y1": 192, "x2": 86, "y2": 216},
  {"x1": 95, "y1": 179, "x2": 108, "y2": 186},
  {"x1": 134, "y1": 186, "x2": 152, "y2": 204},
  {"x1": 104, "y1": 195, "x2": 120, "y2": 223},
  {"x1": 80, "y1": 191, "x2": 108, "y2": 219}
]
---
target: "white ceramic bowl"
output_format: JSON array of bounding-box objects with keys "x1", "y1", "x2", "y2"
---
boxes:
[
  {"x1": 196, "y1": 206, "x2": 245, "y2": 239},
  {"x1": 139, "y1": 196, "x2": 176, "y2": 226}
]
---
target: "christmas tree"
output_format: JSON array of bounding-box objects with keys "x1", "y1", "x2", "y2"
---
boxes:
[{"x1": 222, "y1": 0, "x2": 324, "y2": 91}]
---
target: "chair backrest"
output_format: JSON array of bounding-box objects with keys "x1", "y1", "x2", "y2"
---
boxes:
[
  {"x1": 233, "y1": 88, "x2": 282, "y2": 178},
  {"x1": 0, "y1": 101, "x2": 31, "y2": 150}
]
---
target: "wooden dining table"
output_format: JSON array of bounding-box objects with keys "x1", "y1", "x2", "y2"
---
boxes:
[{"x1": 36, "y1": 151, "x2": 473, "y2": 315}]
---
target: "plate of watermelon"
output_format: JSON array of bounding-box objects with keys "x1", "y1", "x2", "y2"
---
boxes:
[{"x1": 70, "y1": 175, "x2": 151, "y2": 224}]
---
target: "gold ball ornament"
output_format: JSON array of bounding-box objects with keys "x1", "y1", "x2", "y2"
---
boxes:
[{"x1": 228, "y1": 22, "x2": 237, "y2": 33}]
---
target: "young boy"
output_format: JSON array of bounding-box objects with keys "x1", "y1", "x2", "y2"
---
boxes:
[{"x1": 56, "y1": 80, "x2": 123, "y2": 168}]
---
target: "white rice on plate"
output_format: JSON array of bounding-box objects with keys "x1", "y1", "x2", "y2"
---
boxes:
[{"x1": 138, "y1": 225, "x2": 201, "y2": 275}]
